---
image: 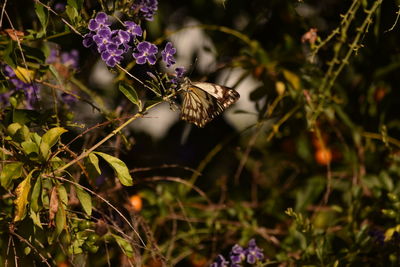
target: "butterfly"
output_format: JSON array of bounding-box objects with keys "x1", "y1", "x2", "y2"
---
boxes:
[{"x1": 179, "y1": 77, "x2": 240, "y2": 127}]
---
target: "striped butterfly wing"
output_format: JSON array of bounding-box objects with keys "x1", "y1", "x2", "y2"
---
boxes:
[{"x1": 180, "y1": 81, "x2": 240, "y2": 127}]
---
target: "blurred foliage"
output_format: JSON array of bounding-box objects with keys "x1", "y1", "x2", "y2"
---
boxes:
[{"x1": 1, "y1": 0, "x2": 400, "y2": 266}]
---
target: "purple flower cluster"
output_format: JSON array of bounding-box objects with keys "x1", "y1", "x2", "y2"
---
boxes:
[
  {"x1": 210, "y1": 239, "x2": 264, "y2": 267},
  {"x1": 132, "y1": 0, "x2": 158, "y2": 21},
  {"x1": 83, "y1": 12, "x2": 144, "y2": 67},
  {"x1": 1, "y1": 65, "x2": 39, "y2": 109},
  {"x1": 82, "y1": 11, "x2": 180, "y2": 71}
]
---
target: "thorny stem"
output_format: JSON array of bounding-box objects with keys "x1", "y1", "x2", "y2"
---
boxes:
[
  {"x1": 318, "y1": 0, "x2": 361, "y2": 93},
  {"x1": 325, "y1": 0, "x2": 383, "y2": 93}
]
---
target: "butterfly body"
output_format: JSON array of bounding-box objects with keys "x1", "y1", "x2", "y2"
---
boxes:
[{"x1": 180, "y1": 78, "x2": 240, "y2": 127}]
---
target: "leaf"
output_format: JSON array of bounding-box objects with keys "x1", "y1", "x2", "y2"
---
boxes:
[
  {"x1": 13, "y1": 109, "x2": 40, "y2": 125},
  {"x1": 84, "y1": 153, "x2": 101, "y2": 179},
  {"x1": 112, "y1": 234, "x2": 134, "y2": 257},
  {"x1": 119, "y1": 83, "x2": 142, "y2": 110},
  {"x1": 14, "y1": 66, "x2": 35, "y2": 84},
  {"x1": 14, "y1": 169, "x2": 34, "y2": 222},
  {"x1": 94, "y1": 152, "x2": 133, "y2": 186},
  {"x1": 7, "y1": 123, "x2": 30, "y2": 143},
  {"x1": 30, "y1": 177, "x2": 42, "y2": 212},
  {"x1": 41, "y1": 178, "x2": 52, "y2": 209},
  {"x1": 21, "y1": 141, "x2": 39, "y2": 158},
  {"x1": 30, "y1": 210, "x2": 43, "y2": 229},
  {"x1": 39, "y1": 141, "x2": 50, "y2": 161},
  {"x1": 283, "y1": 69, "x2": 301, "y2": 90},
  {"x1": 67, "y1": 0, "x2": 84, "y2": 9},
  {"x1": 75, "y1": 186, "x2": 92, "y2": 216},
  {"x1": 58, "y1": 185, "x2": 68, "y2": 206},
  {"x1": 41, "y1": 127, "x2": 68, "y2": 149},
  {"x1": 65, "y1": 5, "x2": 78, "y2": 23},
  {"x1": 34, "y1": 2, "x2": 48, "y2": 35},
  {"x1": 0, "y1": 162, "x2": 23, "y2": 189},
  {"x1": 56, "y1": 205, "x2": 66, "y2": 236},
  {"x1": 7, "y1": 122, "x2": 22, "y2": 136},
  {"x1": 49, "y1": 187, "x2": 59, "y2": 226},
  {"x1": 31, "y1": 132, "x2": 42, "y2": 145},
  {"x1": 50, "y1": 156, "x2": 65, "y2": 169}
]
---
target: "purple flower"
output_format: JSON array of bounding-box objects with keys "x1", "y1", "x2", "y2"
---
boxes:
[
  {"x1": 175, "y1": 67, "x2": 185, "y2": 78},
  {"x1": 112, "y1": 30, "x2": 131, "y2": 52},
  {"x1": 170, "y1": 67, "x2": 186, "y2": 86},
  {"x1": 61, "y1": 49, "x2": 79, "y2": 69},
  {"x1": 124, "y1": 21, "x2": 142, "y2": 39},
  {"x1": 3, "y1": 65, "x2": 15, "y2": 77},
  {"x1": 112, "y1": 30, "x2": 130, "y2": 45},
  {"x1": 229, "y1": 244, "x2": 246, "y2": 265},
  {"x1": 83, "y1": 33, "x2": 95, "y2": 48},
  {"x1": 133, "y1": 41, "x2": 158, "y2": 65},
  {"x1": 24, "y1": 83, "x2": 39, "y2": 110},
  {"x1": 161, "y1": 42, "x2": 176, "y2": 67},
  {"x1": 0, "y1": 91, "x2": 11, "y2": 107},
  {"x1": 101, "y1": 43, "x2": 124, "y2": 67},
  {"x1": 93, "y1": 27, "x2": 113, "y2": 53},
  {"x1": 132, "y1": 0, "x2": 158, "y2": 21},
  {"x1": 245, "y1": 239, "x2": 264, "y2": 264},
  {"x1": 88, "y1": 12, "x2": 111, "y2": 32},
  {"x1": 210, "y1": 255, "x2": 229, "y2": 267},
  {"x1": 2, "y1": 64, "x2": 40, "y2": 109}
]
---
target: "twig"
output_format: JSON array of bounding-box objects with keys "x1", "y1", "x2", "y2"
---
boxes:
[{"x1": 43, "y1": 175, "x2": 146, "y2": 247}]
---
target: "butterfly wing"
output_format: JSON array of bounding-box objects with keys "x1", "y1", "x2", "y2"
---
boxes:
[
  {"x1": 191, "y1": 82, "x2": 240, "y2": 109},
  {"x1": 180, "y1": 82, "x2": 240, "y2": 127}
]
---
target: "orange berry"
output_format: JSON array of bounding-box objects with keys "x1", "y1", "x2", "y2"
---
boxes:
[
  {"x1": 315, "y1": 148, "x2": 332, "y2": 166},
  {"x1": 57, "y1": 262, "x2": 69, "y2": 267},
  {"x1": 190, "y1": 253, "x2": 207, "y2": 267},
  {"x1": 129, "y1": 194, "x2": 142, "y2": 212}
]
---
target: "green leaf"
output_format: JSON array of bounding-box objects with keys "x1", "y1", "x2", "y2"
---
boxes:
[
  {"x1": 30, "y1": 177, "x2": 42, "y2": 212},
  {"x1": 119, "y1": 83, "x2": 142, "y2": 110},
  {"x1": 41, "y1": 127, "x2": 68, "y2": 149},
  {"x1": 67, "y1": 0, "x2": 84, "y2": 9},
  {"x1": 0, "y1": 162, "x2": 23, "y2": 189},
  {"x1": 7, "y1": 123, "x2": 30, "y2": 143},
  {"x1": 39, "y1": 141, "x2": 50, "y2": 161},
  {"x1": 65, "y1": 5, "x2": 78, "y2": 23},
  {"x1": 31, "y1": 132, "x2": 42, "y2": 145},
  {"x1": 84, "y1": 153, "x2": 101, "y2": 179},
  {"x1": 14, "y1": 169, "x2": 34, "y2": 222},
  {"x1": 50, "y1": 156, "x2": 65, "y2": 169},
  {"x1": 13, "y1": 109, "x2": 40, "y2": 125},
  {"x1": 94, "y1": 152, "x2": 133, "y2": 186},
  {"x1": 112, "y1": 234, "x2": 134, "y2": 257},
  {"x1": 21, "y1": 141, "x2": 39, "y2": 158},
  {"x1": 41, "y1": 178, "x2": 53, "y2": 209},
  {"x1": 69, "y1": 237, "x2": 84, "y2": 254},
  {"x1": 7, "y1": 122, "x2": 22, "y2": 136},
  {"x1": 34, "y1": 3, "x2": 48, "y2": 30},
  {"x1": 58, "y1": 185, "x2": 68, "y2": 206},
  {"x1": 56, "y1": 205, "x2": 66, "y2": 236},
  {"x1": 75, "y1": 186, "x2": 92, "y2": 216},
  {"x1": 30, "y1": 210, "x2": 43, "y2": 229}
]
